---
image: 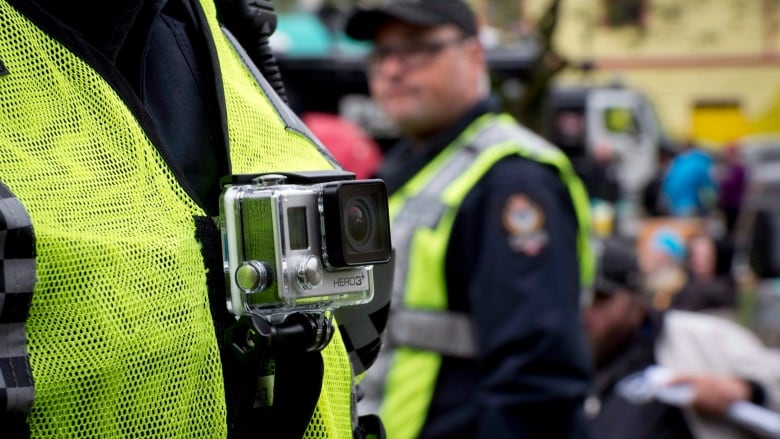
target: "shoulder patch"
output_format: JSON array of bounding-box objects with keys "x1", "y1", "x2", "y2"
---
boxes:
[{"x1": 502, "y1": 194, "x2": 548, "y2": 255}]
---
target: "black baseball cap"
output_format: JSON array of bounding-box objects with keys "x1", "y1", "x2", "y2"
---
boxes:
[
  {"x1": 593, "y1": 238, "x2": 642, "y2": 296},
  {"x1": 344, "y1": 0, "x2": 478, "y2": 41}
]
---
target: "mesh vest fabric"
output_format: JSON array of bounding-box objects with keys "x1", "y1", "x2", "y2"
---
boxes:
[
  {"x1": 380, "y1": 113, "x2": 594, "y2": 439},
  {"x1": 0, "y1": 1, "x2": 353, "y2": 438}
]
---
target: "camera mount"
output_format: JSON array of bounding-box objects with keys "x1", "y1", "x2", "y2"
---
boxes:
[
  {"x1": 225, "y1": 311, "x2": 335, "y2": 359},
  {"x1": 224, "y1": 312, "x2": 332, "y2": 434}
]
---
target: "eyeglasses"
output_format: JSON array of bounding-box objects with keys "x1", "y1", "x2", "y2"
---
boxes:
[{"x1": 367, "y1": 36, "x2": 469, "y2": 73}]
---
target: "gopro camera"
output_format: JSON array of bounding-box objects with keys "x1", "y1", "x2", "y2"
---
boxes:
[{"x1": 219, "y1": 171, "x2": 391, "y2": 322}]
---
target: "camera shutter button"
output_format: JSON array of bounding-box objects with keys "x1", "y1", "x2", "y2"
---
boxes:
[
  {"x1": 236, "y1": 261, "x2": 270, "y2": 292},
  {"x1": 297, "y1": 256, "x2": 323, "y2": 290}
]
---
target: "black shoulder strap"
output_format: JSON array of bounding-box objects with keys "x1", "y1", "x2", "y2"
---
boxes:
[
  {"x1": 262, "y1": 352, "x2": 323, "y2": 439},
  {"x1": 195, "y1": 216, "x2": 324, "y2": 439}
]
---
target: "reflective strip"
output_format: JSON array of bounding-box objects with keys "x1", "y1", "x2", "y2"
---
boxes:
[
  {"x1": 385, "y1": 121, "x2": 498, "y2": 358},
  {"x1": 392, "y1": 196, "x2": 448, "y2": 230},
  {"x1": 388, "y1": 309, "x2": 476, "y2": 359},
  {"x1": 0, "y1": 183, "x2": 35, "y2": 414},
  {"x1": 390, "y1": 146, "x2": 482, "y2": 305}
]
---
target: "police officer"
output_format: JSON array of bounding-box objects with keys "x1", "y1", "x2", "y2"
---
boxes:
[
  {"x1": 0, "y1": 0, "x2": 384, "y2": 437},
  {"x1": 344, "y1": 1, "x2": 595, "y2": 438}
]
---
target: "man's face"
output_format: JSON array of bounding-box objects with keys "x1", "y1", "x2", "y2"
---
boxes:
[
  {"x1": 687, "y1": 235, "x2": 716, "y2": 278},
  {"x1": 366, "y1": 20, "x2": 484, "y2": 141},
  {"x1": 582, "y1": 291, "x2": 643, "y2": 366}
]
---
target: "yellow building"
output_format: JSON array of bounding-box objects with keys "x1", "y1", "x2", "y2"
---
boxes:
[{"x1": 514, "y1": 0, "x2": 780, "y2": 145}]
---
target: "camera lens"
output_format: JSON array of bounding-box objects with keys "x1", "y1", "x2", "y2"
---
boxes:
[
  {"x1": 347, "y1": 203, "x2": 369, "y2": 243},
  {"x1": 322, "y1": 179, "x2": 391, "y2": 267},
  {"x1": 345, "y1": 198, "x2": 372, "y2": 247}
]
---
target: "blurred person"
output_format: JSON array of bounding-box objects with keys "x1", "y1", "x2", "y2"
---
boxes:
[
  {"x1": 577, "y1": 139, "x2": 621, "y2": 238},
  {"x1": 301, "y1": 112, "x2": 384, "y2": 179},
  {"x1": 343, "y1": 1, "x2": 597, "y2": 438},
  {"x1": 584, "y1": 237, "x2": 780, "y2": 439},
  {"x1": 0, "y1": 0, "x2": 389, "y2": 438},
  {"x1": 576, "y1": 138, "x2": 621, "y2": 205},
  {"x1": 716, "y1": 143, "x2": 748, "y2": 239},
  {"x1": 671, "y1": 232, "x2": 737, "y2": 317},
  {"x1": 642, "y1": 139, "x2": 677, "y2": 217},
  {"x1": 661, "y1": 140, "x2": 718, "y2": 218},
  {"x1": 643, "y1": 227, "x2": 689, "y2": 311}
]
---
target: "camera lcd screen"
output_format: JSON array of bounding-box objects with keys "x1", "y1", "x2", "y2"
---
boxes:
[{"x1": 288, "y1": 206, "x2": 309, "y2": 250}]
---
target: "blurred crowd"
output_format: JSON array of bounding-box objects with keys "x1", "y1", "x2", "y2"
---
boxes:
[
  {"x1": 628, "y1": 139, "x2": 753, "y2": 320},
  {"x1": 579, "y1": 134, "x2": 780, "y2": 438},
  {"x1": 299, "y1": 44, "x2": 780, "y2": 439},
  {"x1": 289, "y1": 1, "x2": 780, "y2": 437}
]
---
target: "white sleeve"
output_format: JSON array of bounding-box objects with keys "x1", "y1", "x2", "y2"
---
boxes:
[{"x1": 657, "y1": 310, "x2": 780, "y2": 411}]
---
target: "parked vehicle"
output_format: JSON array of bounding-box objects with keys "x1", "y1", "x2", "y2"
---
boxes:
[
  {"x1": 544, "y1": 86, "x2": 666, "y2": 197},
  {"x1": 542, "y1": 85, "x2": 669, "y2": 236}
]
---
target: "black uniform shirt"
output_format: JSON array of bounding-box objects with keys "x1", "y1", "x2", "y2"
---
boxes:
[{"x1": 375, "y1": 99, "x2": 594, "y2": 439}]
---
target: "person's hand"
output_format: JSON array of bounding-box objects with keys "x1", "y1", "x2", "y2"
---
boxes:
[{"x1": 667, "y1": 373, "x2": 751, "y2": 416}]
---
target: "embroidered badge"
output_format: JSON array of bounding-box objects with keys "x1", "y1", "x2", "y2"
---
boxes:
[
  {"x1": 0, "y1": 57, "x2": 8, "y2": 76},
  {"x1": 502, "y1": 194, "x2": 548, "y2": 255}
]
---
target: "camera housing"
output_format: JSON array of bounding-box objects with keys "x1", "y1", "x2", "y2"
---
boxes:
[{"x1": 219, "y1": 171, "x2": 391, "y2": 321}]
